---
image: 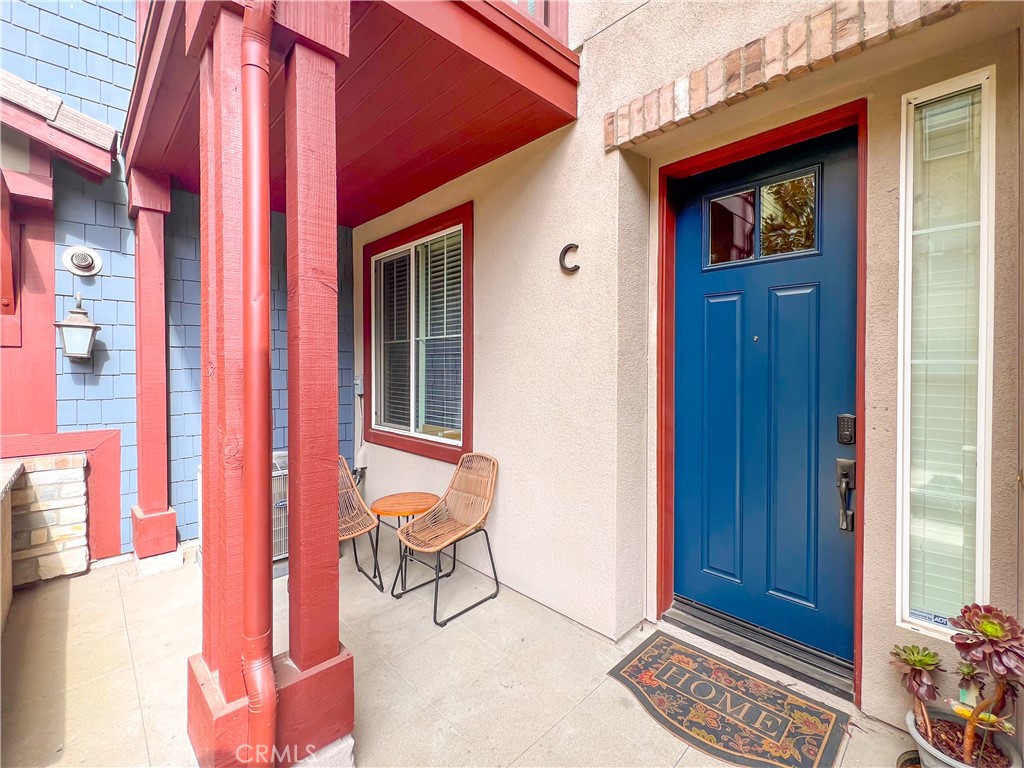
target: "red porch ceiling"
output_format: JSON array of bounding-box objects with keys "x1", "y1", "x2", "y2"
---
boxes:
[{"x1": 128, "y1": 1, "x2": 579, "y2": 228}]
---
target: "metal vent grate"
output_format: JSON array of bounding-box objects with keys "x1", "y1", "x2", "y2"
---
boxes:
[{"x1": 271, "y1": 452, "x2": 288, "y2": 561}]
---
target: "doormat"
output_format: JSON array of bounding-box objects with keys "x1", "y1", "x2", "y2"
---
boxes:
[{"x1": 609, "y1": 631, "x2": 848, "y2": 768}]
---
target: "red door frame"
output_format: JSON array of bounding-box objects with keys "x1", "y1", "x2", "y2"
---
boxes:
[{"x1": 656, "y1": 99, "x2": 868, "y2": 704}]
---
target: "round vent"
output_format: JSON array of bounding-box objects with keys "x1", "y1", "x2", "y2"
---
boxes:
[{"x1": 61, "y1": 247, "x2": 103, "y2": 277}]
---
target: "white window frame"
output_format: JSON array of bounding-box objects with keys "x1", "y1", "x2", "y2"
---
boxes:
[
  {"x1": 895, "y1": 66, "x2": 995, "y2": 640},
  {"x1": 369, "y1": 224, "x2": 464, "y2": 448}
]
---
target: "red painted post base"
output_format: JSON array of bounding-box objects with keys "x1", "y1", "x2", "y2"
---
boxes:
[
  {"x1": 275, "y1": 648, "x2": 355, "y2": 767},
  {"x1": 130, "y1": 505, "x2": 178, "y2": 558},
  {"x1": 187, "y1": 654, "x2": 248, "y2": 768},
  {"x1": 186, "y1": 648, "x2": 354, "y2": 768}
]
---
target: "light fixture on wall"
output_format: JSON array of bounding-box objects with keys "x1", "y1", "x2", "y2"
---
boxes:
[
  {"x1": 55, "y1": 293, "x2": 101, "y2": 361},
  {"x1": 61, "y1": 246, "x2": 103, "y2": 276}
]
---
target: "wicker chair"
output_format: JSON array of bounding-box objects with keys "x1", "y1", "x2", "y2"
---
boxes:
[
  {"x1": 338, "y1": 455, "x2": 383, "y2": 591},
  {"x1": 391, "y1": 453, "x2": 499, "y2": 626}
]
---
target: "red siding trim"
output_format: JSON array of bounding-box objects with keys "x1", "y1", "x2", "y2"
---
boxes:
[
  {"x1": 656, "y1": 100, "x2": 868, "y2": 696},
  {"x1": 0, "y1": 175, "x2": 14, "y2": 322},
  {"x1": 362, "y1": 202, "x2": 474, "y2": 465},
  {"x1": 0, "y1": 429, "x2": 121, "y2": 560},
  {"x1": 0, "y1": 207, "x2": 54, "y2": 433},
  {"x1": 0, "y1": 102, "x2": 114, "y2": 178}
]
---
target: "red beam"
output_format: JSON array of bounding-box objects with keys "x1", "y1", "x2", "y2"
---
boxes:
[
  {"x1": 128, "y1": 167, "x2": 176, "y2": 558},
  {"x1": 0, "y1": 102, "x2": 113, "y2": 178},
  {"x1": 0, "y1": 429, "x2": 121, "y2": 560},
  {"x1": 388, "y1": 0, "x2": 578, "y2": 118},
  {"x1": 184, "y1": 0, "x2": 351, "y2": 61},
  {"x1": 2, "y1": 170, "x2": 53, "y2": 209},
  {"x1": 285, "y1": 42, "x2": 340, "y2": 670},
  {"x1": 122, "y1": 0, "x2": 181, "y2": 172},
  {"x1": 128, "y1": 167, "x2": 171, "y2": 218}
]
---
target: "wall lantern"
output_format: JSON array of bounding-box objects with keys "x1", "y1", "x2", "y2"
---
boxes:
[{"x1": 55, "y1": 293, "x2": 101, "y2": 361}]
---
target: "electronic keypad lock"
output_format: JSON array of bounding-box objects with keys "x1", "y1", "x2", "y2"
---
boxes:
[
  {"x1": 835, "y1": 458, "x2": 856, "y2": 532},
  {"x1": 837, "y1": 414, "x2": 856, "y2": 445}
]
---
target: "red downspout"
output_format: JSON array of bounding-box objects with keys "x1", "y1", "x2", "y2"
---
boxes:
[{"x1": 240, "y1": 1, "x2": 276, "y2": 765}]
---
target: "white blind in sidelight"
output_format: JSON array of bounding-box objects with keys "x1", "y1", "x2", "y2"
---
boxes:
[{"x1": 906, "y1": 86, "x2": 984, "y2": 627}]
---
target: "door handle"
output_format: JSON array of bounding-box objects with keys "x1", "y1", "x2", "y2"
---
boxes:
[{"x1": 835, "y1": 458, "x2": 855, "y2": 532}]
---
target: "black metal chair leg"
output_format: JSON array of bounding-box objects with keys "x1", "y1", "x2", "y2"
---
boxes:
[
  {"x1": 432, "y1": 529, "x2": 499, "y2": 627},
  {"x1": 390, "y1": 530, "x2": 499, "y2": 626},
  {"x1": 390, "y1": 544, "x2": 409, "y2": 599},
  {"x1": 352, "y1": 525, "x2": 384, "y2": 592}
]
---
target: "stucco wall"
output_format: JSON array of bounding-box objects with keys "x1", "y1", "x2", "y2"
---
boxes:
[
  {"x1": 639, "y1": 7, "x2": 1020, "y2": 726},
  {"x1": 352, "y1": 0, "x2": 1020, "y2": 726},
  {"x1": 353, "y1": 0, "x2": 846, "y2": 641}
]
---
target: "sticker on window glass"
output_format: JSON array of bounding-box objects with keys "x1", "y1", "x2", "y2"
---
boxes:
[
  {"x1": 708, "y1": 190, "x2": 755, "y2": 265},
  {"x1": 909, "y1": 608, "x2": 952, "y2": 629},
  {"x1": 760, "y1": 173, "x2": 816, "y2": 257}
]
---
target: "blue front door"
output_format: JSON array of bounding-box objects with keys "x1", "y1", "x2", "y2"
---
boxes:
[{"x1": 673, "y1": 128, "x2": 857, "y2": 661}]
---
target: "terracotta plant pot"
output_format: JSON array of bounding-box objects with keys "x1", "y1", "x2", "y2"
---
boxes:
[{"x1": 906, "y1": 710, "x2": 1023, "y2": 768}]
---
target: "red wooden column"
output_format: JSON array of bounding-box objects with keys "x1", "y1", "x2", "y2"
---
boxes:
[
  {"x1": 285, "y1": 42, "x2": 340, "y2": 670},
  {"x1": 187, "y1": 11, "x2": 251, "y2": 766},
  {"x1": 127, "y1": 167, "x2": 176, "y2": 559},
  {"x1": 187, "y1": 19, "x2": 354, "y2": 768}
]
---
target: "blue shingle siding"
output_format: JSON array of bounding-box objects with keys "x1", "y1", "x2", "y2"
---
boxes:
[
  {"x1": 5, "y1": 0, "x2": 356, "y2": 553},
  {"x1": 165, "y1": 190, "x2": 202, "y2": 543},
  {"x1": 5, "y1": 1, "x2": 140, "y2": 553},
  {"x1": 53, "y1": 162, "x2": 139, "y2": 554},
  {"x1": 3, "y1": 0, "x2": 136, "y2": 134},
  {"x1": 165, "y1": 201, "x2": 356, "y2": 543},
  {"x1": 267, "y1": 217, "x2": 356, "y2": 464}
]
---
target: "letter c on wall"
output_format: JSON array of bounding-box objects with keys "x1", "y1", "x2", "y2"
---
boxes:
[{"x1": 559, "y1": 243, "x2": 580, "y2": 274}]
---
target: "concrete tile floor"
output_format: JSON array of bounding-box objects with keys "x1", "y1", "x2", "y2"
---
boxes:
[{"x1": 1, "y1": 524, "x2": 913, "y2": 767}]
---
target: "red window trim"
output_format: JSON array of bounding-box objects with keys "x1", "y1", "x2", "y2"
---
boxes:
[{"x1": 362, "y1": 201, "x2": 474, "y2": 464}]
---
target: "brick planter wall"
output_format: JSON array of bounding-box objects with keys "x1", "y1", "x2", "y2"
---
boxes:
[{"x1": 10, "y1": 453, "x2": 89, "y2": 584}]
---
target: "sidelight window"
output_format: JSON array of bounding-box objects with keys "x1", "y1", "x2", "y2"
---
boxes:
[{"x1": 897, "y1": 69, "x2": 994, "y2": 634}]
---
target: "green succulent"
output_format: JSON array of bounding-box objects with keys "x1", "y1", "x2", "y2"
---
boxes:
[
  {"x1": 956, "y1": 662, "x2": 986, "y2": 694},
  {"x1": 891, "y1": 645, "x2": 944, "y2": 702},
  {"x1": 892, "y1": 645, "x2": 943, "y2": 670}
]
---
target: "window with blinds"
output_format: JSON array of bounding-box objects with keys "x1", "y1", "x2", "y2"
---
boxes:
[
  {"x1": 373, "y1": 227, "x2": 463, "y2": 445},
  {"x1": 899, "y1": 72, "x2": 992, "y2": 632}
]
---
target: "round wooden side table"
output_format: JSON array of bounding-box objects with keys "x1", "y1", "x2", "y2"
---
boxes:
[{"x1": 370, "y1": 492, "x2": 440, "y2": 592}]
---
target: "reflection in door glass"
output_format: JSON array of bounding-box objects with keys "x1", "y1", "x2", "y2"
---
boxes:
[
  {"x1": 760, "y1": 173, "x2": 816, "y2": 256},
  {"x1": 709, "y1": 190, "x2": 755, "y2": 265}
]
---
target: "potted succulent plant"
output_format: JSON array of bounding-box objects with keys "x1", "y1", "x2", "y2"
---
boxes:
[{"x1": 895, "y1": 604, "x2": 1024, "y2": 768}]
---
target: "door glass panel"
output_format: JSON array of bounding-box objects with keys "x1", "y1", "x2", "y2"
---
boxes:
[
  {"x1": 760, "y1": 173, "x2": 816, "y2": 256},
  {"x1": 708, "y1": 190, "x2": 755, "y2": 265}
]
